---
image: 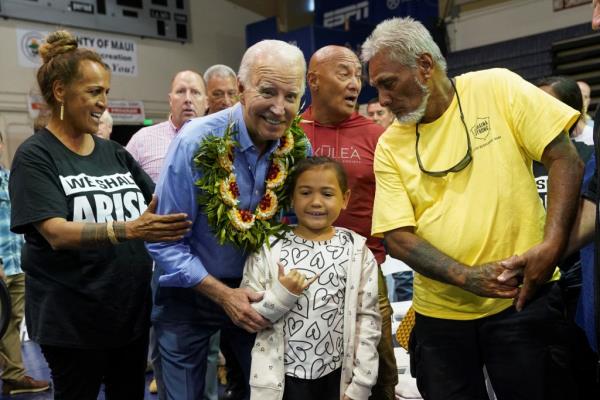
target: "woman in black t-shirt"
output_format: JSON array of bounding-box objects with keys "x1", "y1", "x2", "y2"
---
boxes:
[{"x1": 9, "y1": 30, "x2": 191, "y2": 400}]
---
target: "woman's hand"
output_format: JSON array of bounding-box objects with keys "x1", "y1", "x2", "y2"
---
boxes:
[{"x1": 125, "y1": 195, "x2": 192, "y2": 242}]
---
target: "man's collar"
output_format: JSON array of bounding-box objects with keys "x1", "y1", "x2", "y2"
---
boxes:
[
  {"x1": 237, "y1": 103, "x2": 257, "y2": 153},
  {"x1": 301, "y1": 105, "x2": 356, "y2": 127},
  {"x1": 168, "y1": 115, "x2": 180, "y2": 133}
]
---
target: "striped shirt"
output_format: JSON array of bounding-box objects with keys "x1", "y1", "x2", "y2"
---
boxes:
[{"x1": 126, "y1": 117, "x2": 180, "y2": 182}]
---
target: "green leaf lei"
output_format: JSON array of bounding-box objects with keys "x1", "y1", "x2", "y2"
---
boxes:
[{"x1": 193, "y1": 115, "x2": 309, "y2": 253}]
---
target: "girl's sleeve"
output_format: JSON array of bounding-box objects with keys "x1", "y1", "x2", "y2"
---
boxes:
[
  {"x1": 241, "y1": 248, "x2": 299, "y2": 323},
  {"x1": 345, "y1": 245, "x2": 382, "y2": 400}
]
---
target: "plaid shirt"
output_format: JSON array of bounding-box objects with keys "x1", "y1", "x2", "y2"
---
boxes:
[
  {"x1": 125, "y1": 118, "x2": 179, "y2": 182},
  {"x1": 0, "y1": 167, "x2": 24, "y2": 276}
]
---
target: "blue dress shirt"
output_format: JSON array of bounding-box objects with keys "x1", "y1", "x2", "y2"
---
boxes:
[{"x1": 147, "y1": 103, "x2": 281, "y2": 288}]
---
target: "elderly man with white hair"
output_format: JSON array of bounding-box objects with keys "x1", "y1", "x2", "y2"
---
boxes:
[
  {"x1": 363, "y1": 17, "x2": 583, "y2": 400},
  {"x1": 204, "y1": 64, "x2": 238, "y2": 114},
  {"x1": 147, "y1": 40, "x2": 309, "y2": 400}
]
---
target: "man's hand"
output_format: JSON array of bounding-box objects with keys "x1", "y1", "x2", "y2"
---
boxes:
[
  {"x1": 499, "y1": 242, "x2": 557, "y2": 311},
  {"x1": 384, "y1": 228, "x2": 519, "y2": 298},
  {"x1": 196, "y1": 275, "x2": 271, "y2": 333},
  {"x1": 461, "y1": 261, "x2": 520, "y2": 298},
  {"x1": 219, "y1": 287, "x2": 271, "y2": 333},
  {"x1": 277, "y1": 262, "x2": 319, "y2": 295}
]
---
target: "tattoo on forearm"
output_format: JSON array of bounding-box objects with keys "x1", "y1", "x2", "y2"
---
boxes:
[
  {"x1": 80, "y1": 223, "x2": 112, "y2": 247},
  {"x1": 403, "y1": 241, "x2": 467, "y2": 287},
  {"x1": 114, "y1": 221, "x2": 127, "y2": 241}
]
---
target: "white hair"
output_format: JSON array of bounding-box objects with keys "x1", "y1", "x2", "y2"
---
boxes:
[
  {"x1": 238, "y1": 40, "x2": 306, "y2": 92},
  {"x1": 361, "y1": 17, "x2": 447, "y2": 72},
  {"x1": 203, "y1": 64, "x2": 236, "y2": 83}
]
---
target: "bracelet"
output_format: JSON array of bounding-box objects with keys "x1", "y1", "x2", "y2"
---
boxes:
[
  {"x1": 113, "y1": 221, "x2": 127, "y2": 242},
  {"x1": 106, "y1": 220, "x2": 120, "y2": 245}
]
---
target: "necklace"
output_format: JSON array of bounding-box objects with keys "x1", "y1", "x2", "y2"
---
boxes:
[{"x1": 193, "y1": 115, "x2": 309, "y2": 252}]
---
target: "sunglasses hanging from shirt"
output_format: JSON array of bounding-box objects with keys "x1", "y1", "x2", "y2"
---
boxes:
[{"x1": 415, "y1": 78, "x2": 473, "y2": 177}]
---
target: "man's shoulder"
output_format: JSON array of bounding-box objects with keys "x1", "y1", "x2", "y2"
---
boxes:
[
  {"x1": 459, "y1": 68, "x2": 520, "y2": 86},
  {"x1": 352, "y1": 114, "x2": 385, "y2": 134},
  {"x1": 176, "y1": 110, "x2": 245, "y2": 147},
  {"x1": 300, "y1": 110, "x2": 383, "y2": 135},
  {"x1": 377, "y1": 121, "x2": 412, "y2": 147},
  {"x1": 132, "y1": 120, "x2": 172, "y2": 137}
]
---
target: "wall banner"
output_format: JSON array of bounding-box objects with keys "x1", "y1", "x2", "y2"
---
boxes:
[{"x1": 16, "y1": 28, "x2": 138, "y2": 77}]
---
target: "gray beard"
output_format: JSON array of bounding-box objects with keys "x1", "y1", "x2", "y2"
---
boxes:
[{"x1": 397, "y1": 79, "x2": 430, "y2": 124}]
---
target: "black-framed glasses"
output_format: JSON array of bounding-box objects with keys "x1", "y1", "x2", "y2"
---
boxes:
[{"x1": 415, "y1": 78, "x2": 472, "y2": 177}]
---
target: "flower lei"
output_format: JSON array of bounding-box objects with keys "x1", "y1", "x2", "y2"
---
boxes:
[{"x1": 193, "y1": 115, "x2": 309, "y2": 252}]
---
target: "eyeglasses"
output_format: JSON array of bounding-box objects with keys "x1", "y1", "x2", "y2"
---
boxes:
[{"x1": 415, "y1": 78, "x2": 472, "y2": 177}]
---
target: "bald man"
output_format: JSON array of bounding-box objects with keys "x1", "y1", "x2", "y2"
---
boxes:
[
  {"x1": 300, "y1": 45, "x2": 397, "y2": 400},
  {"x1": 127, "y1": 70, "x2": 207, "y2": 181}
]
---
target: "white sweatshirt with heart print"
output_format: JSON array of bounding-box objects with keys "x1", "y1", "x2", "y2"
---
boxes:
[{"x1": 240, "y1": 227, "x2": 381, "y2": 400}]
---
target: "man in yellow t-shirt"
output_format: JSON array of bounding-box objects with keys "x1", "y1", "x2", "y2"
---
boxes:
[{"x1": 362, "y1": 17, "x2": 584, "y2": 400}]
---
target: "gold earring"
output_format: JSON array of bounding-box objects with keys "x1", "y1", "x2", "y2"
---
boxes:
[{"x1": 60, "y1": 103, "x2": 64, "y2": 121}]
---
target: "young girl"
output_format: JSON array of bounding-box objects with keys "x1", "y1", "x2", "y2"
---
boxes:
[{"x1": 241, "y1": 157, "x2": 381, "y2": 400}]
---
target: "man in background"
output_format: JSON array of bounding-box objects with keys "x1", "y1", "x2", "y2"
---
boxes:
[
  {"x1": 366, "y1": 97, "x2": 394, "y2": 129},
  {"x1": 202, "y1": 63, "x2": 242, "y2": 400},
  {"x1": 127, "y1": 70, "x2": 207, "y2": 181},
  {"x1": 578, "y1": 80, "x2": 593, "y2": 125},
  {"x1": 204, "y1": 64, "x2": 238, "y2": 115},
  {"x1": 562, "y1": 1, "x2": 600, "y2": 392}
]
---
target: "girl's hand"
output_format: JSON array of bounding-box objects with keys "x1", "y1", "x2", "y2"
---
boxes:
[
  {"x1": 342, "y1": 395, "x2": 353, "y2": 400},
  {"x1": 277, "y1": 262, "x2": 318, "y2": 295}
]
